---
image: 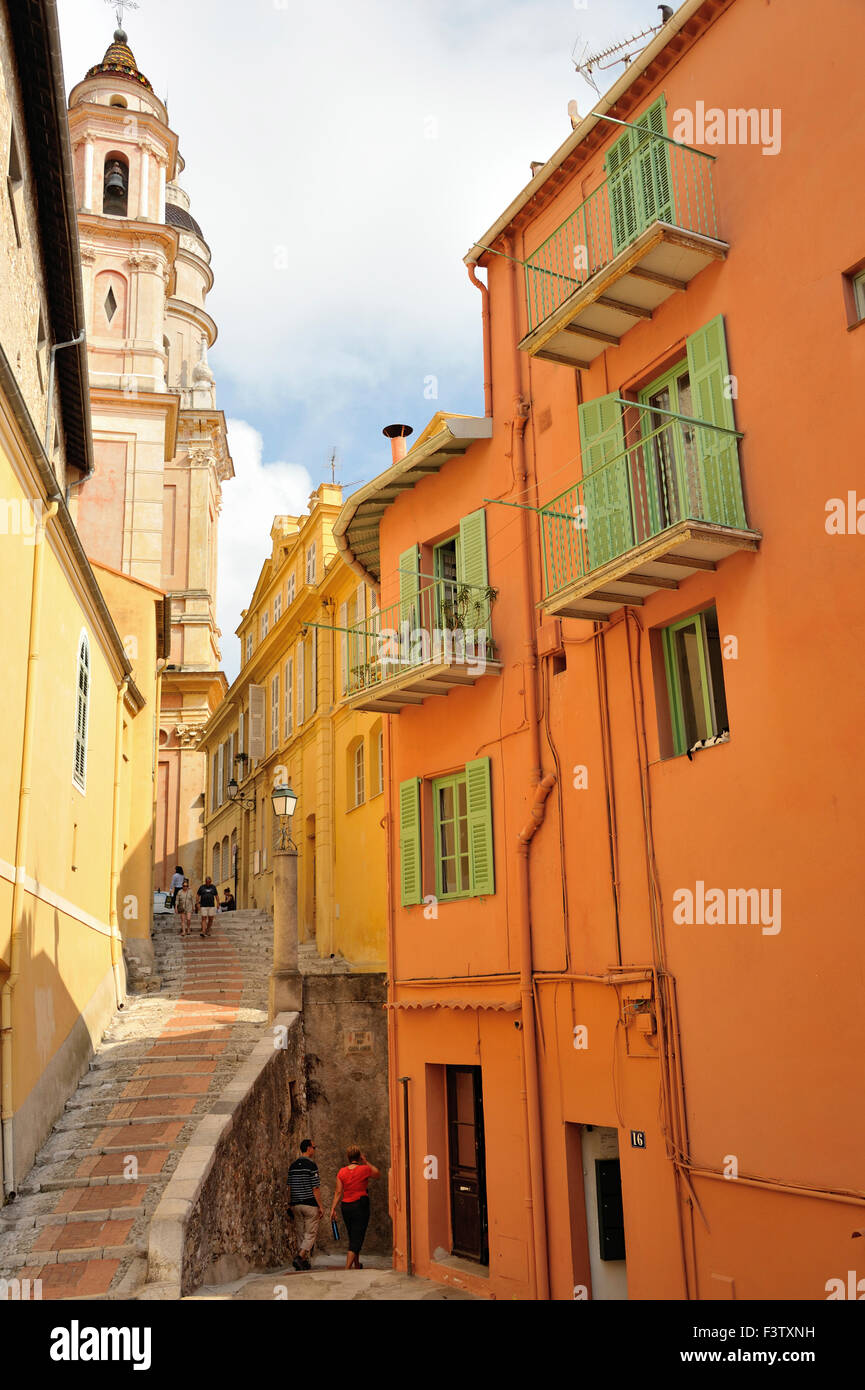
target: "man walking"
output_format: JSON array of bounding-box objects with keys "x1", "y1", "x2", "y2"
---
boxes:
[
  {"x1": 289, "y1": 1139, "x2": 323, "y2": 1270},
  {"x1": 196, "y1": 876, "x2": 219, "y2": 938}
]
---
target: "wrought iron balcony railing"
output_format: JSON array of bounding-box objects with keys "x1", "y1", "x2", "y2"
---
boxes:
[
  {"x1": 541, "y1": 404, "x2": 747, "y2": 600},
  {"x1": 346, "y1": 576, "x2": 498, "y2": 699},
  {"x1": 524, "y1": 134, "x2": 719, "y2": 335}
]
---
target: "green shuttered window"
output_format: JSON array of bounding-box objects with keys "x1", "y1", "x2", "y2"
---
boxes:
[
  {"x1": 399, "y1": 757, "x2": 495, "y2": 906},
  {"x1": 606, "y1": 95, "x2": 672, "y2": 256}
]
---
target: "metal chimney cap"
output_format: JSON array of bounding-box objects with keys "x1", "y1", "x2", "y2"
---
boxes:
[{"x1": 382, "y1": 424, "x2": 413, "y2": 440}]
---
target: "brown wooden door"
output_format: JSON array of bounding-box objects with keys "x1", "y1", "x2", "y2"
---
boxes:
[{"x1": 446, "y1": 1065, "x2": 488, "y2": 1264}]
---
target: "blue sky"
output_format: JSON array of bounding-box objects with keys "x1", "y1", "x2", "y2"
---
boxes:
[{"x1": 58, "y1": 0, "x2": 658, "y2": 674}]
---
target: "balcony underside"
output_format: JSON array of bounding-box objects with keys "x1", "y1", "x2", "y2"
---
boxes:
[
  {"x1": 346, "y1": 659, "x2": 503, "y2": 713},
  {"x1": 541, "y1": 520, "x2": 761, "y2": 622},
  {"x1": 520, "y1": 224, "x2": 729, "y2": 369}
]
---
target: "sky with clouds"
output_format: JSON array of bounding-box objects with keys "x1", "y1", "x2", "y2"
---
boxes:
[{"x1": 58, "y1": 0, "x2": 656, "y2": 677}]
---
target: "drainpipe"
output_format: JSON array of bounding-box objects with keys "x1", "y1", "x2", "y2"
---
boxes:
[
  {"x1": 399, "y1": 1075, "x2": 413, "y2": 1275},
  {"x1": 504, "y1": 231, "x2": 553, "y2": 1298},
  {"x1": 44, "y1": 331, "x2": 85, "y2": 455},
  {"x1": 383, "y1": 717, "x2": 407, "y2": 1268},
  {"x1": 517, "y1": 773, "x2": 556, "y2": 1300},
  {"x1": 467, "y1": 265, "x2": 492, "y2": 417},
  {"x1": 108, "y1": 677, "x2": 130, "y2": 1010},
  {"x1": 1, "y1": 497, "x2": 59, "y2": 1197}
]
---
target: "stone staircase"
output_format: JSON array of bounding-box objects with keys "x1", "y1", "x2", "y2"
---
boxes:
[{"x1": 0, "y1": 908, "x2": 274, "y2": 1299}]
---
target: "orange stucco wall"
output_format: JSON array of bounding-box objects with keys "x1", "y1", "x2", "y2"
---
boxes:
[{"x1": 381, "y1": 0, "x2": 865, "y2": 1301}]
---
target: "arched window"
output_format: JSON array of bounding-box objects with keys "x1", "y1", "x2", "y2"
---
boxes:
[
  {"x1": 221, "y1": 836, "x2": 230, "y2": 882},
  {"x1": 73, "y1": 632, "x2": 90, "y2": 791},
  {"x1": 211, "y1": 842, "x2": 221, "y2": 881},
  {"x1": 102, "y1": 151, "x2": 129, "y2": 216},
  {"x1": 230, "y1": 829, "x2": 238, "y2": 880},
  {"x1": 349, "y1": 737, "x2": 365, "y2": 808},
  {"x1": 370, "y1": 720, "x2": 384, "y2": 796},
  {"x1": 109, "y1": 95, "x2": 128, "y2": 108}
]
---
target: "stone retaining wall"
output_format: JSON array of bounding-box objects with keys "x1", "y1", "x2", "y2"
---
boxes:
[{"x1": 144, "y1": 1011, "x2": 304, "y2": 1297}]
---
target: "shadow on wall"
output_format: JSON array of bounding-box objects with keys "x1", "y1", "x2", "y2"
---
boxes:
[{"x1": 300, "y1": 973, "x2": 392, "y2": 1257}]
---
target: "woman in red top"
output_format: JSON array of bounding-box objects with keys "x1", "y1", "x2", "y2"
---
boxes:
[{"x1": 330, "y1": 1145, "x2": 380, "y2": 1269}]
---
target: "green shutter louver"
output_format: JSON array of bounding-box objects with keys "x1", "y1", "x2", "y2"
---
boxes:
[
  {"x1": 457, "y1": 509, "x2": 489, "y2": 636},
  {"x1": 579, "y1": 392, "x2": 632, "y2": 570},
  {"x1": 399, "y1": 545, "x2": 420, "y2": 629},
  {"x1": 465, "y1": 757, "x2": 495, "y2": 897},
  {"x1": 686, "y1": 316, "x2": 746, "y2": 529},
  {"x1": 606, "y1": 95, "x2": 672, "y2": 255},
  {"x1": 399, "y1": 776, "x2": 422, "y2": 906}
]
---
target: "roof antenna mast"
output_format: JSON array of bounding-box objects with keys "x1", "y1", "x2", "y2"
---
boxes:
[{"x1": 572, "y1": 6, "x2": 673, "y2": 96}]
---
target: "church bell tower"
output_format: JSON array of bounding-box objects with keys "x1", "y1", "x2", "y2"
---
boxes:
[{"x1": 67, "y1": 23, "x2": 234, "y2": 890}]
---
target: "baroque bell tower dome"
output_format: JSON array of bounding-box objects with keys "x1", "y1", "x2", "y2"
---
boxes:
[{"x1": 67, "y1": 22, "x2": 234, "y2": 891}]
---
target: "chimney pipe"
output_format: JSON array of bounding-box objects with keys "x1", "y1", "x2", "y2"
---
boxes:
[{"x1": 383, "y1": 423, "x2": 413, "y2": 466}]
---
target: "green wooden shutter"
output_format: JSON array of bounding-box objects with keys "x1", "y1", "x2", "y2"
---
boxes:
[
  {"x1": 466, "y1": 757, "x2": 495, "y2": 897},
  {"x1": 606, "y1": 96, "x2": 672, "y2": 255},
  {"x1": 398, "y1": 545, "x2": 420, "y2": 629},
  {"x1": 686, "y1": 316, "x2": 745, "y2": 528},
  {"x1": 635, "y1": 96, "x2": 673, "y2": 228},
  {"x1": 579, "y1": 393, "x2": 632, "y2": 570},
  {"x1": 606, "y1": 125, "x2": 638, "y2": 255},
  {"x1": 399, "y1": 777, "x2": 422, "y2": 906},
  {"x1": 457, "y1": 509, "x2": 489, "y2": 637}
]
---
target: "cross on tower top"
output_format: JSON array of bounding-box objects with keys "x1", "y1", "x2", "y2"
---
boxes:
[{"x1": 105, "y1": 0, "x2": 139, "y2": 33}]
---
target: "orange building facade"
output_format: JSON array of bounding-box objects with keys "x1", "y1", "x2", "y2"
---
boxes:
[{"x1": 335, "y1": 0, "x2": 865, "y2": 1300}]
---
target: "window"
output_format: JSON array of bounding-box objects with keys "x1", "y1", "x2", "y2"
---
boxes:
[
  {"x1": 221, "y1": 836, "x2": 230, "y2": 882},
  {"x1": 212, "y1": 843, "x2": 221, "y2": 880},
  {"x1": 433, "y1": 773, "x2": 471, "y2": 898},
  {"x1": 340, "y1": 601, "x2": 349, "y2": 694},
  {"x1": 217, "y1": 742, "x2": 225, "y2": 806},
  {"x1": 606, "y1": 95, "x2": 671, "y2": 256},
  {"x1": 400, "y1": 758, "x2": 494, "y2": 907},
  {"x1": 306, "y1": 542, "x2": 316, "y2": 585},
  {"x1": 660, "y1": 605, "x2": 729, "y2": 756},
  {"x1": 371, "y1": 721, "x2": 384, "y2": 796},
  {"x1": 309, "y1": 628, "x2": 317, "y2": 714},
  {"x1": 852, "y1": 269, "x2": 865, "y2": 324},
  {"x1": 297, "y1": 642, "x2": 304, "y2": 727},
  {"x1": 270, "y1": 672, "x2": 280, "y2": 751},
  {"x1": 245, "y1": 633, "x2": 253, "y2": 664},
  {"x1": 286, "y1": 572, "x2": 296, "y2": 606},
  {"x1": 261, "y1": 610, "x2": 269, "y2": 641},
  {"x1": 274, "y1": 591, "x2": 282, "y2": 623},
  {"x1": 36, "y1": 310, "x2": 47, "y2": 390},
  {"x1": 73, "y1": 631, "x2": 90, "y2": 791},
  {"x1": 7, "y1": 122, "x2": 23, "y2": 246},
  {"x1": 238, "y1": 710, "x2": 245, "y2": 774},
  {"x1": 284, "y1": 657, "x2": 293, "y2": 737},
  {"x1": 352, "y1": 739, "x2": 365, "y2": 807}
]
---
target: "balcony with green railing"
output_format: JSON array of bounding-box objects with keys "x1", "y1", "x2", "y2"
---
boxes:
[
  {"x1": 344, "y1": 575, "x2": 501, "y2": 713},
  {"x1": 520, "y1": 130, "x2": 728, "y2": 368},
  {"x1": 539, "y1": 403, "x2": 760, "y2": 621}
]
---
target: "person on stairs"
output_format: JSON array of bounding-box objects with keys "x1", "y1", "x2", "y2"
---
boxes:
[
  {"x1": 289, "y1": 1139, "x2": 324, "y2": 1270},
  {"x1": 174, "y1": 879, "x2": 196, "y2": 937},
  {"x1": 330, "y1": 1145, "x2": 380, "y2": 1270},
  {"x1": 196, "y1": 876, "x2": 219, "y2": 937}
]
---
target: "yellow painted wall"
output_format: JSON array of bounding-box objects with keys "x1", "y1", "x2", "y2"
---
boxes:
[
  {"x1": 201, "y1": 486, "x2": 386, "y2": 969},
  {"x1": 0, "y1": 403, "x2": 152, "y2": 1181}
]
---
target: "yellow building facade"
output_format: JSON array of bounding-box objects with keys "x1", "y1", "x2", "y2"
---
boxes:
[
  {"x1": 201, "y1": 484, "x2": 386, "y2": 971},
  {"x1": 0, "y1": 0, "x2": 163, "y2": 1194}
]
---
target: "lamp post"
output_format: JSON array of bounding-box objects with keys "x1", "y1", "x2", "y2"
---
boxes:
[{"x1": 268, "y1": 783, "x2": 302, "y2": 1020}]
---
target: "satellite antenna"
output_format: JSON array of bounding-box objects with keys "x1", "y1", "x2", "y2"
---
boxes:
[{"x1": 572, "y1": 8, "x2": 671, "y2": 95}]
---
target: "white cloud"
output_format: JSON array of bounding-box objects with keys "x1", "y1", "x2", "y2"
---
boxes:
[{"x1": 217, "y1": 419, "x2": 313, "y2": 682}]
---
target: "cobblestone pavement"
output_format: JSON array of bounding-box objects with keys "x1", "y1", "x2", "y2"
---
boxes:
[
  {"x1": 0, "y1": 909, "x2": 273, "y2": 1299},
  {"x1": 184, "y1": 1253, "x2": 479, "y2": 1301}
]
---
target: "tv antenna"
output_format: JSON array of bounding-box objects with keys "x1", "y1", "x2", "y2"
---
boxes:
[
  {"x1": 326, "y1": 447, "x2": 361, "y2": 490},
  {"x1": 572, "y1": 8, "x2": 672, "y2": 95}
]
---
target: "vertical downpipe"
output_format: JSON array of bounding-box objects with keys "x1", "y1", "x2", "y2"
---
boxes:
[{"x1": 399, "y1": 1075, "x2": 412, "y2": 1275}]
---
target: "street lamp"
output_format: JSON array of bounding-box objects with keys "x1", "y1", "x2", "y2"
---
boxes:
[
  {"x1": 271, "y1": 783, "x2": 298, "y2": 851},
  {"x1": 227, "y1": 776, "x2": 255, "y2": 811}
]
